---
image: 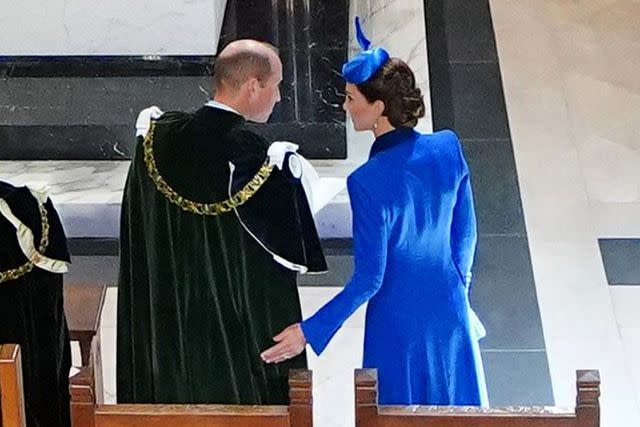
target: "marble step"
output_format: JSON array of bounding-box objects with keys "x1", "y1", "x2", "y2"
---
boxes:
[{"x1": 0, "y1": 160, "x2": 354, "y2": 239}]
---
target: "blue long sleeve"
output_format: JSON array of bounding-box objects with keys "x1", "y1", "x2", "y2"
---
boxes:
[
  {"x1": 450, "y1": 146, "x2": 477, "y2": 290},
  {"x1": 300, "y1": 175, "x2": 388, "y2": 355}
]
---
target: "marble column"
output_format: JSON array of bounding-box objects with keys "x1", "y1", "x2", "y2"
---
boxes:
[{"x1": 219, "y1": 0, "x2": 349, "y2": 159}]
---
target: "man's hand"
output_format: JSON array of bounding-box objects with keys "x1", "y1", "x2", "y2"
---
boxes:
[{"x1": 261, "y1": 323, "x2": 306, "y2": 364}]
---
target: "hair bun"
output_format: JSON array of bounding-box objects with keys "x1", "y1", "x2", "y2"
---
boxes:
[
  {"x1": 356, "y1": 57, "x2": 426, "y2": 128},
  {"x1": 401, "y1": 88, "x2": 425, "y2": 127}
]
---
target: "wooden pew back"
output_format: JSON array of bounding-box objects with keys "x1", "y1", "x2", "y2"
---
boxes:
[
  {"x1": 93, "y1": 369, "x2": 312, "y2": 427},
  {"x1": 70, "y1": 344, "x2": 313, "y2": 427},
  {"x1": 0, "y1": 344, "x2": 26, "y2": 427},
  {"x1": 355, "y1": 369, "x2": 600, "y2": 427},
  {"x1": 94, "y1": 402, "x2": 296, "y2": 427}
]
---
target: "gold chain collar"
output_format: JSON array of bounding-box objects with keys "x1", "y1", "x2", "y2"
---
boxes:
[
  {"x1": 0, "y1": 201, "x2": 50, "y2": 284},
  {"x1": 143, "y1": 121, "x2": 274, "y2": 216}
]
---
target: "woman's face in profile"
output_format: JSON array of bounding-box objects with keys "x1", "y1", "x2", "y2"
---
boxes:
[{"x1": 343, "y1": 83, "x2": 379, "y2": 132}]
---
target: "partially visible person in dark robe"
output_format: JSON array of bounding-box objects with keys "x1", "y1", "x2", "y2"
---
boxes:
[
  {"x1": 0, "y1": 181, "x2": 72, "y2": 427},
  {"x1": 117, "y1": 39, "x2": 327, "y2": 405}
]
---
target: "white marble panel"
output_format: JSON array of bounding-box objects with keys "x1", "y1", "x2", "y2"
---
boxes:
[
  {"x1": 610, "y1": 287, "x2": 640, "y2": 329},
  {"x1": 0, "y1": 160, "x2": 352, "y2": 238},
  {"x1": 101, "y1": 287, "x2": 118, "y2": 329},
  {"x1": 367, "y1": 0, "x2": 432, "y2": 135},
  {"x1": 300, "y1": 287, "x2": 366, "y2": 330},
  {"x1": 543, "y1": 334, "x2": 638, "y2": 427},
  {"x1": 590, "y1": 201, "x2": 640, "y2": 238},
  {"x1": 0, "y1": 0, "x2": 227, "y2": 55},
  {"x1": 562, "y1": 73, "x2": 640, "y2": 205},
  {"x1": 579, "y1": 137, "x2": 640, "y2": 204},
  {"x1": 0, "y1": 161, "x2": 128, "y2": 204},
  {"x1": 100, "y1": 325, "x2": 117, "y2": 403},
  {"x1": 527, "y1": 239, "x2": 622, "y2": 340},
  {"x1": 547, "y1": 1, "x2": 640, "y2": 94},
  {"x1": 619, "y1": 327, "x2": 640, "y2": 410},
  {"x1": 548, "y1": 0, "x2": 640, "y2": 240},
  {"x1": 489, "y1": 2, "x2": 564, "y2": 92},
  {"x1": 301, "y1": 287, "x2": 365, "y2": 426},
  {"x1": 70, "y1": 341, "x2": 82, "y2": 368},
  {"x1": 0, "y1": 161, "x2": 127, "y2": 237},
  {"x1": 308, "y1": 326, "x2": 364, "y2": 427},
  {"x1": 491, "y1": 0, "x2": 640, "y2": 424},
  {"x1": 347, "y1": 0, "x2": 432, "y2": 167}
]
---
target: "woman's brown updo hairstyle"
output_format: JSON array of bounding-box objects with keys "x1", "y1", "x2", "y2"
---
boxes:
[{"x1": 356, "y1": 57, "x2": 425, "y2": 128}]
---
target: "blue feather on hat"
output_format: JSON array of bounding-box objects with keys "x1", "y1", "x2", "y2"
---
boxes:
[{"x1": 341, "y1": 17, "x2": 390, "y2": 84}]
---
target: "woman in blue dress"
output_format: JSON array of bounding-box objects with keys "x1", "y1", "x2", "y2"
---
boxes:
[{"x1": 261, "y1": 18, "x2": 488, "y2": 406}]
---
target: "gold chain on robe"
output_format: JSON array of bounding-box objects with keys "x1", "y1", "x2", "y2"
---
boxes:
[
  {"x1": 143, "y1": 121, "x2": 274, "y2": 216},
  {"x1": 0, "y1": 201, "x2": 50, "y2": 283}
]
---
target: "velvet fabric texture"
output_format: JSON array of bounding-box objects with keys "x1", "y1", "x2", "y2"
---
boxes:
[
  {"x1": 117, "y1": 106, "x2": 325, "y2": 404},
  {"x1": 301, "y1": 128, "x2": 488, "y2": 406},
  {"x1": 0, "y1": 182, "x2": 72, "y2": 427}
]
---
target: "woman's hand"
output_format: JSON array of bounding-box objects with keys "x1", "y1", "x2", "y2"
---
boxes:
[{"x1": 260, "y1": 323, "x2": 306, "y2": 364}]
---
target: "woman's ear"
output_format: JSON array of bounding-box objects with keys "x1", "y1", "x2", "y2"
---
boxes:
[{"x1": 374, "y1": 99, "x2": 386, "y2": 116}]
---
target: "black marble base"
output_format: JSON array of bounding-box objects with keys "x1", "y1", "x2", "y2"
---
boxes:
[
  {"x1": 0, "y1": 121, "x2": 347, "y2": 160},
  {"x1": 68, "y1": 238, "x2": 120, "y2": 256},
  {"x1": 461, "y1": 139, "x2": 526, "y2": 236},
  {"x1": 474, "y1": 235, "x2": 545, "y2": 350},
  {"x1": 0, "y1": 56, "x2": 214, "y2": 78},
  {"x1": 0, "y1": 125, "x2": 132, "y2": 160},
  {"x1": 599, "y1": 239, "x2": 640, "y2": 286},
  {"x1": 482, "y1": 350, "x2": 554, "y2": 405},
  {"x1": 248, "y1": 122, "x2": 346, "y2": 159}
]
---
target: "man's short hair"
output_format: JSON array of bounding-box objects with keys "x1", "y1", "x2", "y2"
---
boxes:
[{"x1": 213, "y1": 41, "x2": 279, "y2": 92}]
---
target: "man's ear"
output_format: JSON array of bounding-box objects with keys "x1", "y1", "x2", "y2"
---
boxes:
[{"x1": 247, "y1": 77, "x2": 261, "y2": 95}]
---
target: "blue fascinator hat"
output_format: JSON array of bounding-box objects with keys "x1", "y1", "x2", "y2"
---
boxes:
[{"x1": 341, "y1": 17, "x2": 390, "y2": 84}]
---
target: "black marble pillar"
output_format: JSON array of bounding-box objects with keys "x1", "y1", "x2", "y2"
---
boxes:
[
  {"x1": 219, "y1": 0, "x2": 348, "y2": 159},
  {"x1": 599, "y1": 239, "x2": 640, "y2": 286}
]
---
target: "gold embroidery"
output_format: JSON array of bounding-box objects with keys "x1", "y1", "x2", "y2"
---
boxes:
[
  {"x1": 143, "y1": 121, "x2": 274, "y2": 216},
  {"x1": 0, "y1": 201, "x2": 50, "y2": 284}
]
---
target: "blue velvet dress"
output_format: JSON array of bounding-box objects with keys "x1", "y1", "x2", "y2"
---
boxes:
[{"x1": 301, "y1": 128, "x2": 488, "y2": 405}]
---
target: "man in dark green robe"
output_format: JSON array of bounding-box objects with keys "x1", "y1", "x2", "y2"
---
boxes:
[{"x1": 116, "y1": 40, "x2": 326, "y2": 405}]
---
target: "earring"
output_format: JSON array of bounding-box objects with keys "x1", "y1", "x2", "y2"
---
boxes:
[{"x1": 373, "y1": 118, "x2": 379, "y2": 129}]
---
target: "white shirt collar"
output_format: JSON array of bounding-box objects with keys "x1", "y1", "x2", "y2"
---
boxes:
[{"x1": 204, "y1": 100, "x2": 241, "y2": 116}]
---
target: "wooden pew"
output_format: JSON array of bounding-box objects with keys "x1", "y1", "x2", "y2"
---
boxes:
[
  {"x1": 70, "y1": 340, "x2": 313, "y2": 427},
  {"x1": 0, "y1": 344, "x2": 26, "y2": 427},
  {"x1": 64, "y1": 282, "x2": 107, "y2": 367},
  {"x1": 355, "y1": 369, "x2": 600, "y2": 427},
  {"x1": 70, "y1": 336, "x2": 100, "y2": 427}
]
